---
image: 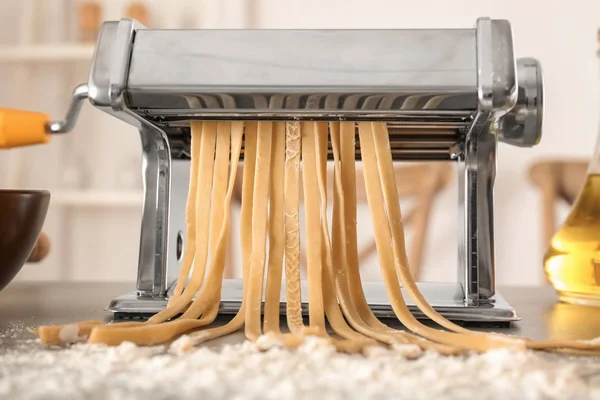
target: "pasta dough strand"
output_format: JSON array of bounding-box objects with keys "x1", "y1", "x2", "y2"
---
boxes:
[
  {"x1": 314, "y1": 122, "x2": 376, "y2": 346},
  {"x1": 85, "y1": 124, "x2": 243, "y2": 345},
  {"x1": 329, "y1": 122, "x2": 413, "y2": 346},
  {"x1": 368, "y1": 122, "x2": 546, "y2": 352},
  {"x1": 182, "y1": 123, "x2": 256, "y2": 348},
  {"x1": 370, "y1": 123, "x2": 600, "y2": 354},
  {"x1": 331, "y1": 123, "x2": 458, "y2": 354},
  {"x1": 88, "y1": 318, "x2": 213, "y2": 346},
  {"x1": 170, "y1": 121, "x2": 202, "y2": 304},
  {"x1": 301, "y1": 122, "x2": 326, "y2": 333},
  {"x1": 357, "y1": 122, "x2": 523, "y2": 352},
  {"x1": 36, "y1": 321, "x2": 105, "y2": 345},
  {"x1": 194, "y1": 122, "x2": 231, "y2": 318},
  {"x1": 241, "y1": 122, "x2": 258, "y2": 280},
  {"x1": 284, "y1": 121, "x2": 304, "y2": 334},
  {"x1": 245, "y1": 122, "x2": 274, "y2": 341},
  {"x1": 370, "y1": 122, "x2": 475, "y2": 336},
  {"x1": 181, "y1": 122, "x2": 244, "y2": 319},
  {"x1": 31, "y1": 119, "x2": 600, "y2": 356},
  {"x1": 148, "y1": 122, "x2": 218, "y2": 324},
  {"x1": 263, "y1": 122, "x2": 286, "y2": 334},
  {"x1": 338, "y1": 122, "x2": 393, "y2": 333}
]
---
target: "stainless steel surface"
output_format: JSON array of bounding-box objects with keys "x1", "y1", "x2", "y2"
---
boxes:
[
  {"x1": 3, "y1": 282, "x2": 600, "y2": 347},
  {"x1": 165, "y1": 160, "x2": 189, "y2": 293},
  {"x1": 46, "y1": 84, "x2": 89, "y2": 134},
  {"x1": 457, "y1": 112, "x2": 497, "y2": 304},
  {"x1": 475, "y1": 18, "x2": 517, "y2": 113},
  {"x1": 88, "y1": 19, "x2": 146, "y2": 115},
  {"x1": 89, "y1": 19, "x2": 173, "y2": 297},
  {"x1": 127, "y1": 28, "x2": 478, "y2": 114},
  {"x1": 136, "y1": 124, "x2": 171, "y2": 297},
  {"x1": 108, "y1": 280, "x2": 518, "y2": 322},
  {"x1": 148, "y1": 110, "x2": 476, "y2": 133},
  {"x1": 51, "y1": 16, "x2": 546, "y2": 321},
  {"x1": 165, "y1": 124, "x2": 467, "y2": 161},
  {"x1": 165, "y1": 162, "x2": 191, "y2": 294},
  {"x1": 109, "y1": 19, "x2": 146, "y2": 110},
  {"x1": 501, "y1": 57, "x2": 544, "y2": 147}
]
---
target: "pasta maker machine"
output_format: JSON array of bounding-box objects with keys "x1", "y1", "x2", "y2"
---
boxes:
[{"x1": 48, "y1": 17, "x2": 543, "y2": 322}]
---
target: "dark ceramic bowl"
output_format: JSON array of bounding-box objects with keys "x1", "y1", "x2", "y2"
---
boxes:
[{"x1": 0, "y1": 190, "x2": 50, "y2": 291}]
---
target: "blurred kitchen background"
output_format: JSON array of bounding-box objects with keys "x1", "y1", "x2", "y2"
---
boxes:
[{"x1": 0, "y1": 0, "x2": 596, "y2": 287}]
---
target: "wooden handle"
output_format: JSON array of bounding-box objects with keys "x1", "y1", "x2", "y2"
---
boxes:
[
  {"x1": 0, "y1": 108, "x2": 50, "y2": 149},
  {"x1": 27, "y1": 232, "x2": 51, "y2": 263}
]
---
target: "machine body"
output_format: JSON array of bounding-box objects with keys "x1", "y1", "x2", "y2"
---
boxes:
[{"x1": 21, "y1": 17, "x2": 544, "y2": 321}]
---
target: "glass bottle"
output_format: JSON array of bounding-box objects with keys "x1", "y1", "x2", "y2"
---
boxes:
[
  {"x1": 544, "y1": 149, "x2": 600, "y2": 305},
  {"x1": 543, "y1": 39, "x2": 600, "y2": 304}
]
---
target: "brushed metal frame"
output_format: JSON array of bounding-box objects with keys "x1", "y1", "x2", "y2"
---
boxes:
[
  {"x1": 87, "y1": 19, "x2": 173, "y2": 296},
  {"x1": 108, "y1": 280, "x2": 520, "y2": 322},
  {"x1": 61, "y1": 16, "x2": 544, "y2": 322}
]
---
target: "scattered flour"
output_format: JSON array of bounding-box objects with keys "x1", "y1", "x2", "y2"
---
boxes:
[
  {"x1": 587, "y1": 337, "x2": 600, "y2": 346},
  {"x1": 0, "y1": 323, "x2": 25, "y2": 339},
  {"x1": 58, "y1": 325, "x2": 88, "y2": 344},
  {"x1": 0, "y1": 335, "x2": 600, "y2": 400}
]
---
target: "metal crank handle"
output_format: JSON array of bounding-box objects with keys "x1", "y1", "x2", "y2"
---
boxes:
[{"x1": 0, "y1": 83, "x2": 88, "y2": 149}]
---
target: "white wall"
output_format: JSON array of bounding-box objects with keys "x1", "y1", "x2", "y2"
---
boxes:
[{"x1": 0, "y1": 0, "x2": 598, "y2": 287}]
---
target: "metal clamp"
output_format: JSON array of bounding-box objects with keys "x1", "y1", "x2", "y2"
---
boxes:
[{"x1": 499, "y1": 58, "x2": 544, "y2": 147}]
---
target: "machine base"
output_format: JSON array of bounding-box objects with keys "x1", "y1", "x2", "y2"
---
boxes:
[{"x1": 106, "y1": 280, "x2": 519, "y2": 323}]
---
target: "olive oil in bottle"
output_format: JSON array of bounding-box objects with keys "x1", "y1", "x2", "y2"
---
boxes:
[
  {"x1": 544, "y1": 173, "x2": 600, "y2": 305},
  {"x1": 543, "y1": 31, "x2": 600, "y2": 305}
]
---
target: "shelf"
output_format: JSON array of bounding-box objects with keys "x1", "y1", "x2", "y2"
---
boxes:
[
  {"x1": 0, "y1": 45, "x2": 95, "y2": 63},
  {"x1": 51, "y1": 191, "x2": 142, "y2": 207}
]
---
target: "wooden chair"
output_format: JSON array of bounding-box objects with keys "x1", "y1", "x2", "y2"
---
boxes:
[
  {"x1": 229, "y1": 162, "x2": 454, "y2": 281},
  {"x1": 528, "y1": 158, "x2": 588, "y2": 251}
]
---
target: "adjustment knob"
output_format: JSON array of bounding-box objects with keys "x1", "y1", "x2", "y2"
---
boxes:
[{"x1": 499, "y1": 57, "x2": 544, "y2": 147}]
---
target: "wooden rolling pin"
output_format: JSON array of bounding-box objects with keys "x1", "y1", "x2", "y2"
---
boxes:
[{"x1": 27, "y1": 232, "x2": 51, "y2": 263}]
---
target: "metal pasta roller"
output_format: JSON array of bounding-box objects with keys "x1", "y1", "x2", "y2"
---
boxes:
[{"x1": 3, "y1": 17, "x2": 543, "y2": 322}]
